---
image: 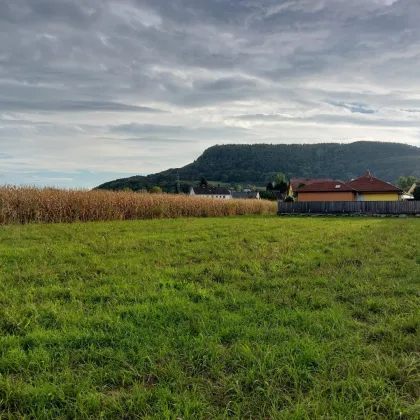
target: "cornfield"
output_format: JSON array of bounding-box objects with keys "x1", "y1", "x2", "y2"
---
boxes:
[{"x1": 0, "y1": 186, "x2": 277, "y2": 225}]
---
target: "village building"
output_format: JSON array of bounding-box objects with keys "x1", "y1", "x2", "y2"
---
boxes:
[
  {"x1": 346, "y1": 170, "x2": 403, "y2": 201},
  {"x1": 189, "y1": 186, "x2": 232, "y2": 199},
  {"x1": 296, "y1": 181, "x2": 356, "y2": 202},
  {"x1": 287, "y1": 178, "x2": 333, "y2": 197},
  {"x1": 296, "y1": 171, "x2": 402, "y2": 202},
  {"x1": 231, "y1": 191, "x2": 260, "y2": 200}
]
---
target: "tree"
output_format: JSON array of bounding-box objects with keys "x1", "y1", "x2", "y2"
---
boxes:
[
  {"x1": 413, "y1": 185, "x2": 420, "y2": 201},
  {"x1": 123, "y1": 187, "x2": 133, "y2": 192},
  {"x1": 234, "y1": 184, "x2": 242, "y2": 192},
  {"x1": 266, "y1": 182, "x2": 274, "y2": 191},
  {"x1": 284, "y1": 195, "x2": 295, "y2": 202},
  {"x1": 200, "y1": 177, "x2": 208, "y2": 187},
  {"x1": 149, "y1": 186, "x2": 162, "y2": 194},
  {"x1": 274, "y1": 180, "x2": 288, "y2": 193},
  {"x1": 397, "y1": 176, "x2": 418, "y2": 191},
  {"x1": 274, "y1": 173, "x2": 286, "y2": 185}
]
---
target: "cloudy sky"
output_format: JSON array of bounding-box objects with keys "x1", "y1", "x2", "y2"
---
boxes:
[{"x1": 1, "y1": 0, "x2": 420, "y2": 187}]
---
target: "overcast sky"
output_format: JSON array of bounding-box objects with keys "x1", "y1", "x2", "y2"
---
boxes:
[{"x1": 1, "y1": 0, "x2": 420, "y2": 187}]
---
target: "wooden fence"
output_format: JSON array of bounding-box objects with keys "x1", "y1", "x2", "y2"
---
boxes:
[{"x1": 278, "y1": 201, "x2": 420, "y2": 215}]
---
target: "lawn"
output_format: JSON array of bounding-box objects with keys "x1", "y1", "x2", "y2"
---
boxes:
[{"x1": 0, "y1": 216, "x2": 419, "y2": 419}]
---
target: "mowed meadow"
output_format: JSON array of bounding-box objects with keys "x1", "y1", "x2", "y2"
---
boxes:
[
  {"x1": 1, "y1": 216, "x2": 420, "y2": 418},
  {"x1": 0, "y1": 186, "x2": 276, "y2": 225}
]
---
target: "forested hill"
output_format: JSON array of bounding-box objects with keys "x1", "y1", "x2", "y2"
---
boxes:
[{"x1": 95, "y1": 141, "x2": 420, "y2": 192}]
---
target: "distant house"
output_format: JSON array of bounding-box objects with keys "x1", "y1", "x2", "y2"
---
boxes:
[
  {"x1": 231, "y1": 191, "x2": 260, "y2": 200},
  {"x1": 296, "y1": 181, "x2": 357, "y2": 202},
  {"x1": 287, "y1": 178, "x2": 333, "y2": 197},
  {"x1": 295, "y1": 170, "x2": 403, "y2": 202},
  {"x1": 189, "y1": 186, "x2": 232, "y2": 199},
  {"x1": 346, "y1": 170, "x2": 402, "y2": 201}
]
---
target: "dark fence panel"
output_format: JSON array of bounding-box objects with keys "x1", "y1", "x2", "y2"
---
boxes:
[{"x1": 278, "y1": 201, "x2": 420, "y2": 214}]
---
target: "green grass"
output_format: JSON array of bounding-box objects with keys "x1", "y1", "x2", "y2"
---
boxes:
[{"x1": 0, "y1": 216, "x2": 419, "y2": 419}]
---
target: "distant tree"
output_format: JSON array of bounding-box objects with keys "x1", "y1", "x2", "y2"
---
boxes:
[
  {"x1": 234, "y1": 184, "x2": 242, "y2": 192},
  {"x1": 274, "y1": 173, "x2": 286, "y2": 185},
  {"x1": 274, "y1": 180, "x2": 288, "y2": 193},
  {"x1": 284, "y1": 195, "x2": 295, "y2": 202},
  {"x1": 397, "y1": 176, "x2": 418, "y2": 191},
  {"x1": 297, "y1": 183, "x2": 306, "y2": 189},
  {"x1": 266, "y1": 182, "x2": 274, "y2": 191},
  {"x1": 413, "y1": 185, "x2": 420, "y2": 200},
  {"x1": 123, "y1": 187, "x2": 133, "y2": 192},
  {"x1": 149, "y1": 186, "x2": 162, "y2": 194},
  {"x1": 200, "y1": 177, "x2": 208, "y2": 187}
]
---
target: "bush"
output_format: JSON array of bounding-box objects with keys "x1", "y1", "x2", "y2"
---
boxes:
[
  {"x1": 284, "y1": 195, "x2": 295, "y2": 202},
  {"x1": 149, "y1": 186, "x2": 163, "y2": 194},
  {"x1": 259, "y1": 190, "x2": 278, "y2": 201}
]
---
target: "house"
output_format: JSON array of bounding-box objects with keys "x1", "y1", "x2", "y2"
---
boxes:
[
  {"x1": 295, "y1": 170, "x2": 403, "y2": 202},
  {"x1": 346, "y1": 170, "x2": 402, "y2": 201},
  {"x1": 287, "y1": 178, "x2": 333, "y2": 197},
  {"x1": 296, "y1": 181, "x2": 357, "y2": 202},
  {"x1": 231, "y1": 191, "x2": 260, "y2": 199},
  {"x1": 189, "y1": 185, "x2": 232, "y2": 199}
]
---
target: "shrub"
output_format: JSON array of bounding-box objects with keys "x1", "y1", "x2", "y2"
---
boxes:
[
  {"x1": 284, "y1": 195, "x2": 295, "y2": 202},
  {"x1": 149, "y1": 186, "x2": 163, "y2": 194}
]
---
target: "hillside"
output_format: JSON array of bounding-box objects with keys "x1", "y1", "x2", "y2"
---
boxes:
[{"x1": 96, "y1": 141, "x2": 420, "y2": 192}]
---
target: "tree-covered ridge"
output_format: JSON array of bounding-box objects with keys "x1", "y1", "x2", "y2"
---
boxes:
[{"x1": 95, "y1": 141, "x2": 420, "y2": 192}]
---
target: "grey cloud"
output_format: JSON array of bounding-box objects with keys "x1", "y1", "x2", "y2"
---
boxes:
[
  {"x1": 109, "y1": 123, "x2": 250, "y2": 139},
  {"x1": 233, "y1": 112, "x2": 420, "y2": 128},
  {"x1": 0, "y1": 0, "x2": 103, "y2": 26},
  {"x1": 2, "y1": 0, "x2": 420, "y2": 185},
  {"x1": 0, "y1": 99, "x2": 167, "y2": 113},
  {"x1": 100, "y1": 137, "x2": 196, "y2": 144},
  {"x1": 327, "y1": 102, "x2": 376, "y2": 114}
]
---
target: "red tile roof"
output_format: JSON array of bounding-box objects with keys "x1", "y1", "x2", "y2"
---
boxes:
[
  {"x1": 290, "y1": 178, "x2": 333, "y2": 190},
  {"x1": 297, "y1": 180, "x2": 356, "y2": 192},
  {"x1": 346, "y1": 170, "x2": 402, "y2": 193}
]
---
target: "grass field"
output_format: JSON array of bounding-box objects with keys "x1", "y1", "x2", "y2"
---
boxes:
[{"x1": 0, "y1": 216, "x2": 419, "y2": 418}]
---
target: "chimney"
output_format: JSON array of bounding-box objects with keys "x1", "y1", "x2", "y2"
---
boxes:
[{"x1": 365, "y1": 170, "x2": 371, "y2": 177}]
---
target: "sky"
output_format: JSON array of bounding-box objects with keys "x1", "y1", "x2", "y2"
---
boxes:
[{"x1": 1, "y1": 0, "x2": 420, "y2": 188}]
